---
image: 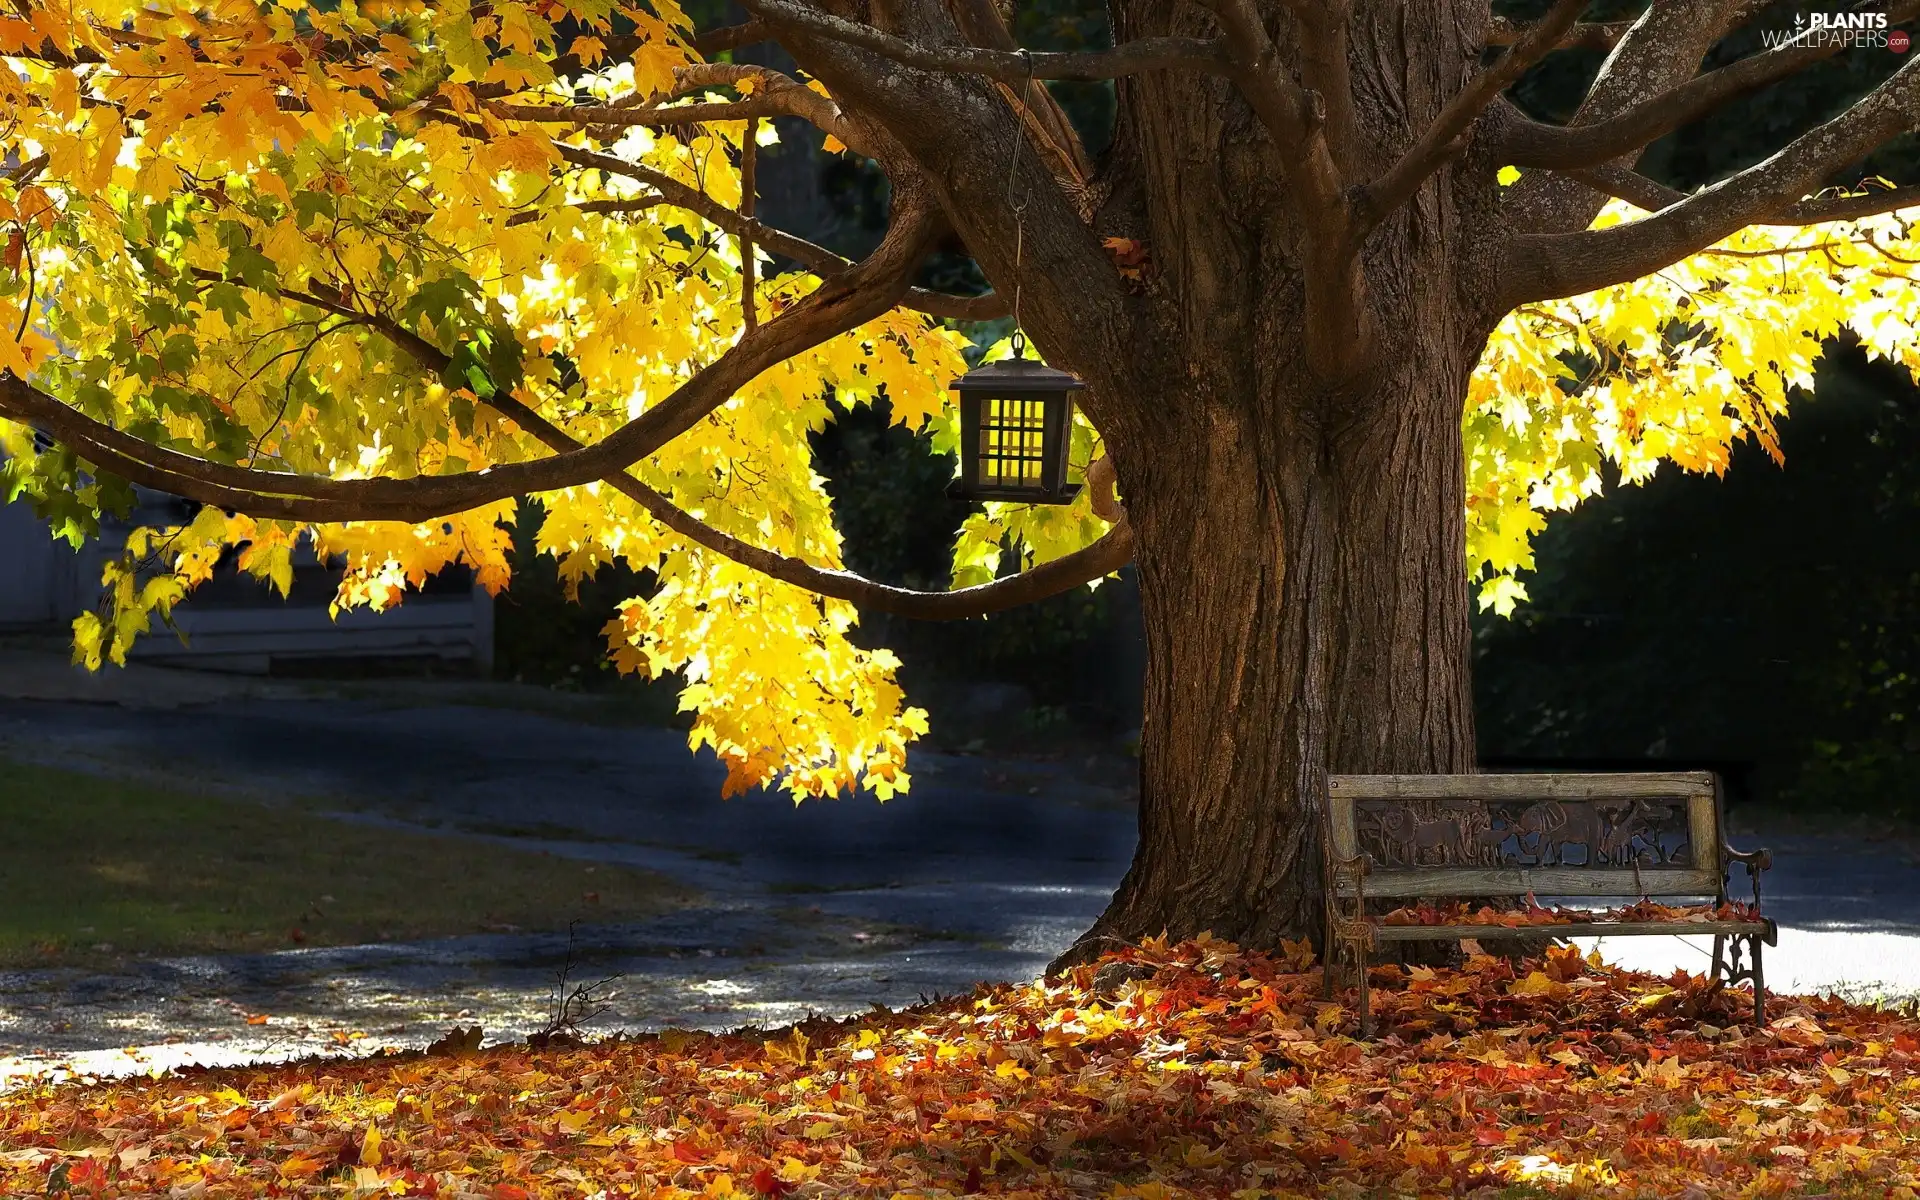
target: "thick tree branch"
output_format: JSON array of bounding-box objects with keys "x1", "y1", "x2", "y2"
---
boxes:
[
  {"x1": 488, "y1": 62, "x2": 853, "y2": 144},
  {"x1": 1497, "y1": 0, "x2": 1762, "y2": 239},
  {"x1": 18, "y1": 239, "x2": 1116, "y2": 619},
  {"x1": 0, "y1": 204, "x2": 947, "y2": 521},
  {"x1": 740, "y1": 0, "x2": 1234, "y2": 82},
  {"x1": 1563, "y1": 164, "x2": 1920, "y2": 224},
  {"x1": 1289, "y1": 1, "x2": 1358, "y2": 173},
  {"x1": 1184, "y1": 0, "x2": 1361, "y2": 377},
  {"x1": 1493, "y1": 1, "x2": 1920, "y2": 171},
  {"x1": 748, "y1": 7, "x2": 1141, "y2": 435},
  {"x1": 1501, "y1": 56, "x2": 1920, "y2": 304},
  {"x1": 493, "y1": 376, "x2": 1134, "y2": 618},
  {"x1": 1187, "y1": 0, "x2": 1327, "y2": 164},
  {"x1": 1358, "y1": 0, "x2": 1589, "y2": 233}
]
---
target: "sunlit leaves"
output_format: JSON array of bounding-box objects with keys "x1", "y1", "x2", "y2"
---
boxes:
[
  {"x1": 1470, "y1": 196, "x2": 1920, "y2": 614},
  {"x1": 0, "y1": 0, "x2": 964, "y2": 800}
]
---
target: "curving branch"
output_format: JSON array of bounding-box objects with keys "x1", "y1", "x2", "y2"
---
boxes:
[
  {"x1": 291, "y1": 265, "x2": 1129, "y2": 619},
  {"x1": 632, "y1": 496, "x2": 1133, "y2": 619},
  {"x1": 505, "y1": 196, "x2": 667, "y2": 228},
  {"x1": 13, "y1": 241, "x2": 1123, "y2": 620},
  {"x1": 488, "y1": 62, "x2": 853, "y2": 144},
  {"x1": 1357, "y1": 0, "x2": 1589, "y2": 233},
  {"x1": 0, "y1": 371, "x2": 380, "y2": 523},
  {"x1": 489, "y1": 95, "x2": 811, "y2": 129},
  {"x1": 1492, "y1": 0, "x2": 1920, "y2": 172},
  {"x1": 491, "y1": 384, "x2": 1134, "y2": 619},
  {"x1": 1500, "y1": 55, "x2": 1920, "y2": 305},
  {"x1": 0, "y1": 202, "x2": 949, "y2": 522},
  {"x1": 739, "y1": 0, "x2": 1234, "y2": 82},
  {"x1": 1497, "y1": 0, "x2": 1772, "y2": 239},
  {"x1": 2, "y1": 153, "x2": 50, "y2": 184},
  {"x1": 1562, "y1": 165, "x2": 1920, "y2": 226}
]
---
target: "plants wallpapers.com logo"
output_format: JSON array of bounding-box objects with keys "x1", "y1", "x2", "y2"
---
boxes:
[{"x1": 1760, "y1": 12, "x2": 1912, "y2": 51}]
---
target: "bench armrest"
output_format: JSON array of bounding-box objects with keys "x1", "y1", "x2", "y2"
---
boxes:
[
  {"x1": 1724, "y1": 844, "x2": 1771, "y2": 872},
  {"x1": 1723, "y1": 843, "x2": 1771, "y2": 908}
]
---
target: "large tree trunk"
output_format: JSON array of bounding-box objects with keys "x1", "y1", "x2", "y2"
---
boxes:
[
  {"x1": 1076, "y1": 351, "x2": 1480, "y2": 955},
  {"x1": 788, "y1": 0, "x2": 1499, "y2": 959},
  {"x1": 1058, "y1": 1, "x2": 1494, "y2": 958}
]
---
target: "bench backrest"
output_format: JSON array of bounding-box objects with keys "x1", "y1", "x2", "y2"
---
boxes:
[{"x1": 1325, "y1": 772, "x2": 1726, "y2": 901}]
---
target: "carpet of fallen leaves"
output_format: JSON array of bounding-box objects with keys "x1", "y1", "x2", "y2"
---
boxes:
[{"x1": 3, "y1": 937, "x2": 1919, "y2": 1199}]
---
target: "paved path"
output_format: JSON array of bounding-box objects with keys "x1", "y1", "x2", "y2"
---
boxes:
[
  {"x1": 0, "y1": 683, "x2": 1916, "y2": 1084},
  {"x1": 0, "y1": 692, "x2": 1133, "y2": 1082}
]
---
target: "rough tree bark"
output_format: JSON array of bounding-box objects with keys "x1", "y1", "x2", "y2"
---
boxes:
[
  {"x1": 1057, "y1": 3, "x2": 1492, "y2": 952},
  {"x1": 1087, "y1": 354, "x2": 1483, "y2": 952}
]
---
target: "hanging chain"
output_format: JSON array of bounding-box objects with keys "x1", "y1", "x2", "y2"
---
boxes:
[
  {"x1": 1004, "y1": 48, "x2": 1034, "y2": 359},
  {"x1": 741, "y1": 116, "x2": 759, "y2": 333}
]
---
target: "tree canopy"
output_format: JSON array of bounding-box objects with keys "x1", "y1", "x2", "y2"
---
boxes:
[{"x1": 3, "y1": 0, "x2": 1919, "y2": 799}]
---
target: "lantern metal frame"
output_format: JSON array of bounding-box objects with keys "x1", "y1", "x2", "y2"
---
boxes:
[{"x1": 947, "y1": 341, "x2": 1085, "y2": 505}]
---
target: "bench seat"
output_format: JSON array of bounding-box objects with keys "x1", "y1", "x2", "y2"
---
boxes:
[
  {"x1": 1323, "y1": 772, "x2": 1774, "y2": 1036},
  {"x1": 1355, "y1": 918, "x2": 1776, "y2": 941}
]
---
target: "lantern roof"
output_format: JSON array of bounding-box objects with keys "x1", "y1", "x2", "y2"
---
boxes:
[{"x1": 950, "y1": 354, "x2": 1086, "y2": 394}]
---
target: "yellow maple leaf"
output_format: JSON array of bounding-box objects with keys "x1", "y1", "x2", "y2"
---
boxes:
[{"x1": 1507, "y1": 971, "x2": 1567, "y2": 999}]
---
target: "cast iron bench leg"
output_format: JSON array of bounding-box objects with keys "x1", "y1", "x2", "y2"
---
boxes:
[
  {"x1": 1322, "y1": 912, "x2": 1335, "y2": 1001},
  {"x1": 1752, "y1": 935, "x2": 1766, "y2": 1026}
]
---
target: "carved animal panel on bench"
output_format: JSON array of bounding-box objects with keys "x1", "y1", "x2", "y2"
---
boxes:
[{"x1": 1354, "y1": 797, "x2": 1692, "y2": 869}]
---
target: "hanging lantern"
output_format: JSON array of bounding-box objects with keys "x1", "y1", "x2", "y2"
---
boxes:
[{"x1": 947, "y1": 335, "x2": 1084, "y2": 504}]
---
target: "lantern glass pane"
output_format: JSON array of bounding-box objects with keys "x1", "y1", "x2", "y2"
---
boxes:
[{"x1": 980, "y1": 397, "x2": 1048, "y2": 487}]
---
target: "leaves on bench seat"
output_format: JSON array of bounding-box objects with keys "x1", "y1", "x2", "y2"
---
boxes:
[{"x1": 1379, "y1": 896, "x2": 1761, "y2": 928}]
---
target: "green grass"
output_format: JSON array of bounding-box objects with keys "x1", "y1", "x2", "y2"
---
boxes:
[{"x1": 0, "y1": 759, "x2": 692, "y2": 967}]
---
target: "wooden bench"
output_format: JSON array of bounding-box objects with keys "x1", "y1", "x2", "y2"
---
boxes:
[{"x1": 1322, "y1": 772, "x2": 1776, "y2": 1037}]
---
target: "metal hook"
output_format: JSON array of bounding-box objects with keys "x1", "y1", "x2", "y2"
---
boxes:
[{"x1": 1003, "y1": 47, "x2": 1037, "y2": 347}]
